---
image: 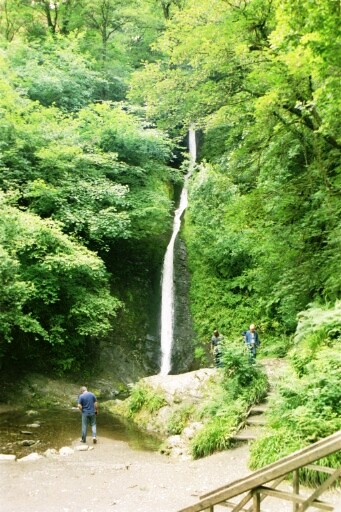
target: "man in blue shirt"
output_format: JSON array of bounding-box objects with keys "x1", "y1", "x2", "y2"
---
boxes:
[
  {"x1": 78, "y1": 386, "x2": 98, "y2": 444},
  {"x1": 244, "y1": 323, "x2": 260, "y2": 362}
]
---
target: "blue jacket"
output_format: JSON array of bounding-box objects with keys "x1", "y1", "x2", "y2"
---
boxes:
[{"x1": 244, "y1": 330, "x2": 260, "y2": 346}]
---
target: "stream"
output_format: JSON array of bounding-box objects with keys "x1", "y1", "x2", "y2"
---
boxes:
[{"x1": 0, "y1": 405, "x2": 162, "y2": 458}]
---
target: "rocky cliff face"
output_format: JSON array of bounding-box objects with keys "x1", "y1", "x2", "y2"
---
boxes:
[
  {"x1": 171, "y1": 236, "x2": 196, "y2": 374},
  {"x1": 99, "y1": 232, "x2": 196, "y2": 381}
]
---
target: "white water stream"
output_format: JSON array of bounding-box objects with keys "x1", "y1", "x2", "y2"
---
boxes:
[{"x1": 159, "y1": 129, "x2": 196, "y2": 375}]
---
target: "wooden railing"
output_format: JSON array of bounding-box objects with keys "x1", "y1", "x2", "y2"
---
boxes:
[{"x1": 178, "y1": 430, "x2": 341, "y2": 512}]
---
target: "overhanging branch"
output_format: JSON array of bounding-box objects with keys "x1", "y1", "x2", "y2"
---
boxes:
[{"x1": 282, "y1": 104, "x2": 341, "y2": 150}]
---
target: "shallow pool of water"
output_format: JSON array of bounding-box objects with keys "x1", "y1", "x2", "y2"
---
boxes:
[{"x1": 0, "y1": 406, "x2": 162, "y2": 458}]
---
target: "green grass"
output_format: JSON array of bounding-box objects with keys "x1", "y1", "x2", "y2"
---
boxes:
[
  {"x1": 249, "y1": 430, "x2": 341, "y2": 487},
  {"x1": 127, "y1": 383, "x2": 167, "y2": 416},
  {"x1": 190, "y1": 419, "x2": 233, "y2": 459},
  {"x1": 166, "y1": 404, "x2": 195, "y2": 435}
]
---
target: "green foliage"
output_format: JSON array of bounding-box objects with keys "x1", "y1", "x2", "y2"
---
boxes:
[
  {"x1": 193, "y1": 345, "x2": 206, "y2": 367},
  {"x1": 1, "y1": 0, "x2": 340, "y2": 419},
  {"x1": 249, "y1": 430, "x2": 302, "y2": 470},
  {"x1": 190, "y1": 350, "x2": 268, "y2": 458},
  {"x1": 184, "y1": 164, "x2": 257, "y2": 342},
  {"x1": 290, "y1": 302, "x2": 341, "y2": 377},
  {"x1": 249, "y1": 429, "x2": 341, "y2": 487},
  {"x1": 130, "y1": 0, "x2": 341, "y2": 351},
  {"x1": 299, "y1": 453, "x2": 341, "y2": 487},
  {"x1": 260, "y1": 335, "x2": 293, "y2": 358},
  {"x1": 0, "y1": 0, "x2": 168, "y2": 85},
  {"x1": 271, "y1": 351, "x2": 341, "y2": 438},
  {"x1": 0, "y1": 195, "x2": 121, "y2": 372},
  {"x1": 0, "y1": 63, "x2": 174, "y2": 250},
  {"x1": 294, "y1": 302, "x2": 341, "y2": 345},
  {"x1": 250, "y1": 303, "x2": 341, "y2": 484},
  {"x1": 190, "y1": 418, "x2": 233, "y2": 459},
  {"x1": 127, "y1": 383, "x2": 167, "y2": 417},
  {"x1": 166, "y1": 404, "x2": 194, "y2": 435},
  {"x1": 221, "y1": 344, "x2": 268, "y2": 401},
  {"x1": 0, "y1": 14, "x2": 180, "y2": 380},
  {"x1": 5, "y1": 37, "x2": 110, "y2": 111}
]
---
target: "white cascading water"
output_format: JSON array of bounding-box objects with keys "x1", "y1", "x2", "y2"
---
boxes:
[{"x1": 159, "y1": 129, "x2": 196, "y2": 375}]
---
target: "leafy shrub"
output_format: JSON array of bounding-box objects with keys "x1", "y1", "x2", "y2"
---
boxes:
[
  {"x1": 167, "y1": 404, "x2": 194, "y2": 435},
  {"x1": 127, "y1": 384, "x2": 167, "y2": 417},
  {"x1": 190, "y1": 396, "x2": 249, "y2": 459},
  {"x1": 221, "y1": 344, "x2": 268, "y2": 402},
  {"x1": 260, "y1": 336, "x2": 293, "y2": 358},
  {"x1": 294, "y1": 302, "x2": 341, "y2": 345},
  {"x1": 249, "y1": 430, "x2": 302, "y2": 470},
  {"x1": 190, "y1": 419, "x2": 233, "y2": 459},
  {"x1": 193, "y1": 346, "x2": 207, "y2": 367},
  {"x1": 299, "y1": 453, "x2": 341, "y2": 487},
  {"x1": 9, "y1": 38, "x2": 109, "y2": 111},
  {"x1": 290, "y1": 302, "x2": 341, "y2": 377},
  {"x1": 0, "y1": 198, "x2": 120, "y2": 373},
  {"x1": 249, "y1": 429, "x2": 341, "y2": 487}
]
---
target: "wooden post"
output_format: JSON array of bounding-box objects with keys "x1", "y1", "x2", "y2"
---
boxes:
[
  {"x1": 298, "y1": 467, "x2": 341, "y2": 512},
  {"x1": 252, "y1": 490, "x2": 261, "y2": 512},
  {"x1": 293, "y1": 469, "x2": 300, "y2": 512}
]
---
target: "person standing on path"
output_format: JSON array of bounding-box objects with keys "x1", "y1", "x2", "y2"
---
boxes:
[
  {"x1": 210, "y1": 329, "x2": 224, "y2": 367},
  {"x1": 244, "y1": 323, "x2": 260, "y2": 362},
  {"x1": 78, "y1": 386, "x2": 98, "y2": 444}
]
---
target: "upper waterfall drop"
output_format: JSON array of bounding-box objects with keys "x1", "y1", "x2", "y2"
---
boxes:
[{"x1": 159, "y1": 129, "x2": 196, "y2": 376}]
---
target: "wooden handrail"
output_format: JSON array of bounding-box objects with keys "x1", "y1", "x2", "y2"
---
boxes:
[
  {"x1": 201, "y1": 431, "x2": 341, "y2": 500},
  {"x1": 178, "y1": 430, "x2": 341, "y2": 512}
]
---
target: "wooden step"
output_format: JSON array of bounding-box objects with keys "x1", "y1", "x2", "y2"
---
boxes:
[
  {"x1": 231, "y1": 433, "x2": 257, "y2": 442},
  {"x1": 246, "y1": 417, "x2": 266, "y2": 426},
  {"x1": 249, "y1": 404, "x2": 268, "y2": 414}
]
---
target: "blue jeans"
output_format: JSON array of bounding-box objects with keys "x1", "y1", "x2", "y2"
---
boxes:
[{"x1": 81, "y1": 413, "x2": 96, "y2": 442}]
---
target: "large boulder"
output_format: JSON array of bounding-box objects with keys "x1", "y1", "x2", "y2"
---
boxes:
[
  {"x1": 18, "y1": 452, "x2": 43, "y2": 462},
  {"x1": 109, "y1": 368, "x2": 221, "y2": 459},
  {"x1": 141, "y1": 368, "x2": 218, "y2": 404}
]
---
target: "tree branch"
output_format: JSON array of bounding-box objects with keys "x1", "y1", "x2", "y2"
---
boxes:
[{"x1": 282, "y1": 103, "x2": 341, "y2": 150}]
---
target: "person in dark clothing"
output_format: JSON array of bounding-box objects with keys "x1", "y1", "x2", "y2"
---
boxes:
[
  {"x1": 77, "y1": 386, "x2": 98, "y2": 444},
  {"x1": 244, "y1": 324, "x2": 260, "y2": 361},
  {"x1": 210, "y1": 329, "x2": 224, "y2": 367}
]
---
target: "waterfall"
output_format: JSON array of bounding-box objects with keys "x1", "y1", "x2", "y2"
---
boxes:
[{"x1": 159, "y1": 129, "x2": 196, "y2": 375}]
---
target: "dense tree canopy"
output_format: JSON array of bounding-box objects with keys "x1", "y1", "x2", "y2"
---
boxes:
[
  {"x1": 0, "y1": 7, "x2": 178, "y2": 373},
  {"x1": 0, "y1": 193, "x2": 121, "y2": 373}
]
